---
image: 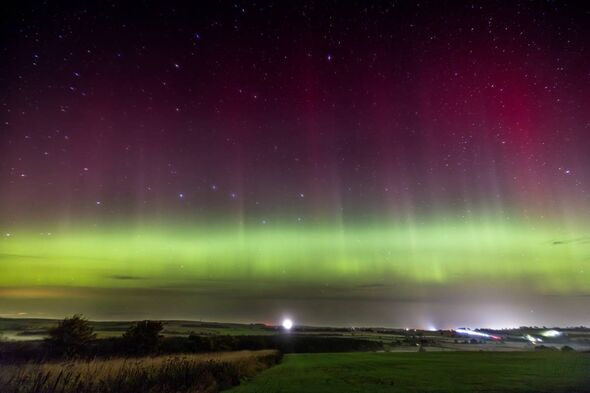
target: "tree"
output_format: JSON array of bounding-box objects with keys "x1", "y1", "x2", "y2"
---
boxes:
[
  {"x1": 46, "y1": 314, "x2": 95, "y2": 357},
  {"x1": 122, "y1": 320, "x2": 164, "y2": 354}
]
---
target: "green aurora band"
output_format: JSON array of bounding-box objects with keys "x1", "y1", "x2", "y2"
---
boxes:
[{"x1": 2, "y1": 217, "x2": 589, "y2": 296}]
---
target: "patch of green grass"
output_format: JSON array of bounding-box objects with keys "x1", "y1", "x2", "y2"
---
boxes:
[{"x1": 228, "y1": 352, "x2": 590, "y2": 393}]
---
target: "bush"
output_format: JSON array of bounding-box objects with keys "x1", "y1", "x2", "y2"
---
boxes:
[
  {"x1": 534, "y1": 345, "x2": 557, "y2": 351},
  {"x1": 122, "y1": 320, "x2": 164, "y2": 354},
  {"x1": 561, "y1": 345, "x2": 575, "y2": 352},
  {"x1": 188, "y1": 332, "x2": 214, "y2": 352},
  {"x1": 46, "y1": 314, "x2": 95, "y2": 357},
  {"x1": 186, "y1": 334, "x2": 383, "y2": 353}
]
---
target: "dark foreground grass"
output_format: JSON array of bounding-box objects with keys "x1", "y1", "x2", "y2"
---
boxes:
[
  {"x1": 0, "y1": 350, "x2": 281, "y2": 393},
  {"x1": 227, "y1": 351, "x2": 590, "y2": 393}
]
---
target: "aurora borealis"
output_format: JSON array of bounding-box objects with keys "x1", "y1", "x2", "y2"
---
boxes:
[{"x1": 1, "y1": 1, "x2": 590, "y2": 327}]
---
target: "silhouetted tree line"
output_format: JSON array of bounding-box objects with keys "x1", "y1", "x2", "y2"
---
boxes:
[
  {"x1": 402, "y1": 335, "x2": 434, "y2": 346},
  {"x1": 185, "y1": 333, "x2": 383, "y2": 353},
  {"x1": 0, "y1": 315, "x2": 383, "y2": 363}
]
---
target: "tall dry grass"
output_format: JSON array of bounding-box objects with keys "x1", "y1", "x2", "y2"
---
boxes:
[{"x1": 0, "y1": 350, "x2": 281, "y2": 393}]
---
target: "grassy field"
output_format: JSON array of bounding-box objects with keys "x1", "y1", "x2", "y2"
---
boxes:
[
  {"x1": 228, "y1": 352, "x2": 590, "y2": 393},
  {"x1": 0, "y1": 350, "x2": 281, "y2": 393},
  {"x1": 0, "y1": 318, "x2": 275, "y2": 340}
]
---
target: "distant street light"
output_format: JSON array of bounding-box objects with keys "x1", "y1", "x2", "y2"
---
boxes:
[{"x1": 282, "y1": 318, "x2": 293, "y2": 330}]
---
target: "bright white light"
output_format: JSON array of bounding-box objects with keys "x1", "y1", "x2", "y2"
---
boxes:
[
  {"x1": 455, "y1": 328, "x2": 491, "y2": 338},
  {"x1": 282, "y1": 318, "x2": 293, "y2": 330},
  {"x1": 541, "y1": 330, "x2": 561, "y2": 338},
  {"x1": 525, "y1": 334, "x2": 542, "y2": 343}
]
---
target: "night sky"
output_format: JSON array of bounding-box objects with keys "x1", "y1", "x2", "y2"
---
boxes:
[{"x1": 1, "y1": 1, "x2": 590, "y2": 328}]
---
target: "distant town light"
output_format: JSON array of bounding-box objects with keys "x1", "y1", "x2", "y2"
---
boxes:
[
  {"x1": 282, "y1": 318, "x2": 293, "y2": 330},
  {"x1": 541, "y1": 329, "x2": 561, "y2": 338},
  {"x1": 525, "y1": 334, "x2": 542, "y2": 343},
  {"x1": 455, "y1": 328, "x2": 491, "y2": 338}
]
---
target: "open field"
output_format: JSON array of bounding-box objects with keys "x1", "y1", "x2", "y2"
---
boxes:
[
  {"x1": 0, "y1": 318, "x2": 275, "y2": 340},
  {"x1": 228, "y1": 352, "x2": 590, "y2": 393},
  {"x1": 0, "y1": 350, "x2": 280, "y2": 393}
]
